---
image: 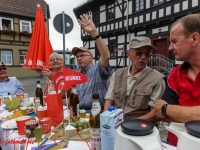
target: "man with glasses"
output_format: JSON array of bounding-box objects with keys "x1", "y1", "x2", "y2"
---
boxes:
[
  {"x1": 0, "y1": 62, "x2": 25, "y2": 97},
  {"x1": 71, "y1": 14, "x2": 111, "y2": 111},
  {"x1": 104, "y1": 36, "x2": 166, "y2": 123}
]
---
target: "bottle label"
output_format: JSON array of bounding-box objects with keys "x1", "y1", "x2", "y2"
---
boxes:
[
  {"x1": 91, "y1": 102, "x2": 101, "y2": 118},
  {"x1": 90, "y1": 128, "x2": 101, "y2": 150},
  {"x1": 37, "y1": 84, "x2": 41, "y2": 88}
]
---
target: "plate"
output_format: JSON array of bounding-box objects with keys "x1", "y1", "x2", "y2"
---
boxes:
[{"x1": 1, "y1": 119, "x2": 17, "y2": 129}]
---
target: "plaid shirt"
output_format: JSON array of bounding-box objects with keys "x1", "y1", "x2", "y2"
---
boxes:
[{"x1": 76, "y1": 61, "x2": 111, "y2": 109}]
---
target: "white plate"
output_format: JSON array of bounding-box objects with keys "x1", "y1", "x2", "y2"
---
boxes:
[{"x1": 1, "y1": 119, "x2": 17, "y2": 129}]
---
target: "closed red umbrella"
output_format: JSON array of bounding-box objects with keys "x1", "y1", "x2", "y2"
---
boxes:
[{"x1": 23, "y1": 4, "x2": 53, "y2": 72}]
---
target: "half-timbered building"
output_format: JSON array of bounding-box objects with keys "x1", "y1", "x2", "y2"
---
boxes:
[{"x1": 73, "y1": 0, "x2": 200, "y2": 74}]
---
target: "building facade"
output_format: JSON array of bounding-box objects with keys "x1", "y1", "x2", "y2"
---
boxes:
[
  {"x1": 0, "y1": 0, "x2": 50, "y2": 78},
  {"x1": 73, "y1": 0, "x2": 199, "y2": 70}
]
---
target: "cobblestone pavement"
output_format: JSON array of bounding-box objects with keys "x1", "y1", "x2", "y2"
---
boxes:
[{"x1": 18, "y1": 77, "x2": 168, "y2": 142}]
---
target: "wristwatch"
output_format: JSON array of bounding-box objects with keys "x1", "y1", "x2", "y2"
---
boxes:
[
  {"x1": 162, "y1": 104, "x2": 168, "y2": 116},
  {"x1": 92, "y1": 34, "x2": 101, "y2": 40}
]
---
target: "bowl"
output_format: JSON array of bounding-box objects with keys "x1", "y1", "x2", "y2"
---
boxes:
[{"x1": 4, "y1": 97, "x2": 21, "y2": 112}]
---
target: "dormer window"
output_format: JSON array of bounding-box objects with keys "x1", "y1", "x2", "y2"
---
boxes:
[
  {"x1": 0, "y1": 17, "x2": 13, "y2": 30},
  {"x1": 20, "y1": 20, "x2": 32, "y2": 33}
]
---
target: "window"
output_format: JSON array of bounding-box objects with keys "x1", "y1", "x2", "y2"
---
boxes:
[
  {"x1": 135, "y1": 0, "x2": 144, "y2": 12},
  {"x1": 1, "y1": 50, "x2": 12, "y2": 65},
  {"x1": 107, "y1": 1, "x2": 115, "y2": 21},
  {"x1": 93, "y1": 7, "x2": 100, "y2": 24},
  {"x1": 109, "y1": 39, "x2": 117, "y2": 57},
  {"x1": 0, "y1": 17, "x2": 13, "y2": 30},
  {"x1": 20, "y1": 20, "x2": 32, "y2": 33},
  {"x1": 153, "y1": 0, "x2": 164, "y2": 5},
  {"x1": 19, "y1": 51, "x2": 27, "y2": 65}
]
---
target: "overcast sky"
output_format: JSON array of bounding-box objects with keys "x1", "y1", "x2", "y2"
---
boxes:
[{"x1": 47, "y1": 0, "x2": 85, "y2": 51}]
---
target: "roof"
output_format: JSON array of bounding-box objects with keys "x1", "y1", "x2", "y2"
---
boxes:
[{"x1": 0, "y1": 0, "x2": 50, "y2": 19}]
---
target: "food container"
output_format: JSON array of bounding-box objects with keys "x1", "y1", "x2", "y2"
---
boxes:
[
  {"x1": 25, "y1": 120, "x2": 39, "y2": 138},
  {"x1": 39, "y1": 117, "x2": 52, "y2": 133},
  {"x1": 17, "y1": 93, "x2": 24, "y2": 102}
]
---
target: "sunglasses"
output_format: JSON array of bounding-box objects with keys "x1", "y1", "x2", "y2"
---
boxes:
[
  {"x1": 0, "y1": 67, "x2": 7, "y2": 71},
  {"x1": 130, "y1": 50, "x2": 152, "y2": 57}
]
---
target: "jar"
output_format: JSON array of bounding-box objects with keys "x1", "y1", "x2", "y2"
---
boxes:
[
  {"x1": 39, "y1": 117, "x2": 52, "y2": 133},
  {"x1": 25, "y1": 120, "x2": 39, "y2": 138}
]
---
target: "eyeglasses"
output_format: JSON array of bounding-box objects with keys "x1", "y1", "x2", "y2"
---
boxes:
[
  {"x1": 0, "y1": 67, "x2": 7, "y2": 71},
  {"x1": 75, "y1": 54, "x2": 92, "y2": 59},
  {"x1": 130, "y1": 50, "x2": 152, "y2": 57},
  {"x1": 50, "y1": 58, "x2": 62, "y2": 62}
]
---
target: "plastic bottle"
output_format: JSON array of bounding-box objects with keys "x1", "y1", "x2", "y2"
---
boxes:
[
  {"x1": 89, "y1": 93, "x2": 102, "y2": 150},
  {"x1": 34, "y1": 99, "x2": 41, "y2": 116},
  {"x1": 69, "y1": 86, "x2": 79, "y2": 117},
  {"x1": 35, "y1": 81, "x2": 43, "y2": 106}
]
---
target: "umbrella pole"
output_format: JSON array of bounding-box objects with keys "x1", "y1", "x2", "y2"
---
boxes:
[{"x1": 65, "y1": 92, "x2": 70, "y2": 126}]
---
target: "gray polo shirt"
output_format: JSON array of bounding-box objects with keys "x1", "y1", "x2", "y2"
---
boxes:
[{"x1": 76, "y1": 61, "x2": 112, "y2": 109}]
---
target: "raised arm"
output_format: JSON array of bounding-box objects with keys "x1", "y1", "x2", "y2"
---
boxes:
[{"x1": 78, "y1": 14, "x2": 110, "y2": 68}]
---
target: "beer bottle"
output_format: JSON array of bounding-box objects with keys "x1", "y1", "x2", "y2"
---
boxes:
[
  {"x1": 69, "y1": 85, "x2": 79, "y2": 117},
  {"x1": 35, "y1": 81, "x2": 43, "y2": 106},
  {"x1": 90, "y1": 93, "x2": 102, "y2": 150}
]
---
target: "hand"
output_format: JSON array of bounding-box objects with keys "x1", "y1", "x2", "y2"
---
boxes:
[
  {"x1": 153, "y1": 99, "x2": 168, "y2": 119},
  {"x1": 42, "y1": 68, "x2": 53, "y2": 80},
  {"x1": 78, "y1": 14, "x2": 98, "y2": 38}
]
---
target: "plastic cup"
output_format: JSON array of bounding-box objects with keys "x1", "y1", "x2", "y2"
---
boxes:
[
  {"x1": 21, "y1": 107, "x2": 27, "y2": 116},
  {"x1": 79, "y1": 109, "x2": 86, "y2": 118},
  {"x1": 37, "y1": 107, "x2": 47, "y2": 119},
  {"x1": 16, "y1": 116, "x2": 30, "y2": 135}
]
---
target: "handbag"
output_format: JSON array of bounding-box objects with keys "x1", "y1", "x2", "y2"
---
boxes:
[{"x1": 46, "y1": 92, "x2": 63, "y2": 126}]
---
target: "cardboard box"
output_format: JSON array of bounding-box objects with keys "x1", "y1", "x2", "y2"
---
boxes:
[{"x1": 100, "y1": 109, "x2": 123, "y2": 150}]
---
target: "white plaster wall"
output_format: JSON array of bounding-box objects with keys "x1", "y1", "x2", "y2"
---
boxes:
[
  {"x1": 100, "y1": 27, "x2": 103, "y2": 33},
  {"x1": 139, "y1": 15, "x2": 143, "y2": 23},
  {"x1": 116, "y1": 5, "x2": 122, "y2": 19},
  {"x1": 118, "y1": 35, "x2": 125, "y2": 43},
  {"x1": 111, "y1": 23, "x2": 114, "y2": 30},
  {"x1": 152, "y1": 11, "x2": 157, "y2": 20},
  {"x1": 137, "y1": 31, "x2": 146, "y2": 35},
  {"x1": 90, "y1": 40, "x2": 95, "y2": 48},
  {"x1": 192, "y1": 0, "x2": 198, "y2": 7},
  {"x1": 109, "y1": 59, "x2": 116, "y2": 66},
  {"x1": 124, "y1": 20, "x2": 127, "y2": 26},
  {"x1": 127, "y1": 33, "x2": 135, "y2": 42},
  {"x1": 166, "y1": 6, "x2": 171, "y2": 16},
  {"x1": 182, "y1": 1, "x2": 188, "y2": 10},
  {"x1": 146, "y1": 13, "x2": 150, "y2": 21},
  {"x1": 85, "y1": 42, "x2": 89, "y2": 48},
  {"x1": 107, "y1": 24, "x2": 110, "y2": 31},
  {"x1": 100, "y1": 5, "x2": 105, "y2": 11},
  {"x1": 100, "y1": 11, "x2": 106, "y2": 23},
  {"x1": 159, "y1": 9, "x2": 164, "y2": 18},
  {"x1": 174, "y1": 3, "x2": 180, "y2": 13},
  {"x1": 103, "y1": 26, "x2": 106, "y2": 32},
  {"x1": 146, "y1": 0, "x2": 150, "y2": 9},
  {"x1": 129, "y1": 18, "x2": 132, "y2": 26},
  {"x1": 129, "y1": 1, "x2": 132, "y2": 15},
  {"x1": 119, "y1": 21, "x2": 122, "y2": 28},
  {"x1": 116, "y1": 23, "x2": 118, "y2": 29},
  {"x1": 134, "y1": 17, "x2": 138, "y2": 24},
  {"x1": 90, "y1": 49, "x2": 95, "y2": 57},
  {"x1": 103, "y1": 38, "x2": 108, "y2": 45}
]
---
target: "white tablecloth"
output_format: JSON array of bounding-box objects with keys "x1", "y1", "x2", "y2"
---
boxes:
[
  {"x1": 0, "y1": 98, "x2": 90, "y2": 150},
  {"x1": 0, "y1": 98, "x2": 176, "y2": 150}
]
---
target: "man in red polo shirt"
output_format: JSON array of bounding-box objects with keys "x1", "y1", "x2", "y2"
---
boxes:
[{"x1": 153, "y1": 14, "x2": 200, "y2": 146}]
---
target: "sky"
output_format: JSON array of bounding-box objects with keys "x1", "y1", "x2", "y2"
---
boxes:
[{"x1": 46, "y1": 0, "x2": 85, "y2": 51}]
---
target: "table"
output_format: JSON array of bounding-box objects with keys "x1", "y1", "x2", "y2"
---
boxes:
[
  {"x1": 0, "y1": 98, "x2": 176, "y2": 150},
  {"x1": 0, "y1": 98, "x2": 90, "y2": 150}
]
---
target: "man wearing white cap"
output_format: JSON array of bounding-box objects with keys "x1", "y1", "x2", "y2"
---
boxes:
[
  {"x1": 0, "y1": 62, "x2": 25, "y2": 97},
  {"x1": 104, "y1": 36, "x2": 166, "y2": 123},
  {"x1": 71, "y1": 14, "x2": 111, "y2": 110}
]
